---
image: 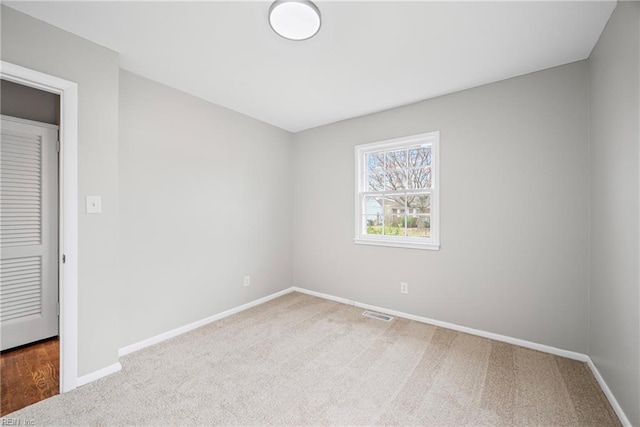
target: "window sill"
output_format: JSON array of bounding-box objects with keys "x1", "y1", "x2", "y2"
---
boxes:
[{"x1": 353, "y1": 237, "x2": 440, "y2": 251}]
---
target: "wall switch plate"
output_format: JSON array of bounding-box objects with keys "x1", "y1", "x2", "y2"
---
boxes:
[
  {"x1": 86, "y1": 196, "x2": 102, "y2": 214},
  {"x1": 244, "y1": 276, "x2": 251, "y2": 287},
  {"x1": 400, "y1": 282, "x2": 409, "y2": 294}
]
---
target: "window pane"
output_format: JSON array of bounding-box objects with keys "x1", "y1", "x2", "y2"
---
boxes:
[
  {"x1": 366, "y1": 172, "x2": 385, "y2": 191},
  {"x1": 407, "y1": 215, "x2": 431, "y2": 237},
  {"x1": 366, "y1": 152, "x2": 384, "y2": 173},
  {"x1": 407, "y1": 195, "x2": 430, "y2": 215},
  {"x1": 385, "y1": 169, "x2": 407, "y2": 190},
  {"x1": 385, "y1": 149, "x2": 407, "y2": 170},
  {"x1": 364, "y1": 196, "x2": 384, "y2": 216},
  {"x1": 367, "y1": 170, "x2": 408, "y2": 191},
  {"x1": 384, "y1": 214, "x2": 406, "y2": 236},
  {"x1": 408, "y1": 145, "x2": 431, "y2": 168},
  {"x1": 407, "y1": 196, "x2": 430, "y2": 238},
  {"x1": 384, "y1": 196, "x2": 405, "y2": 214},
  {"x1": 364, "y1": 215, "x2": 383, "y2": 235},
  {"x1": 408, "y1": 167, "x2": 432, "y2": 189}
]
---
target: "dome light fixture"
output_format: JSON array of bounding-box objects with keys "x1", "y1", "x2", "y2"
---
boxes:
[{"x1": 269, "y1": 0, "x2": 321, "y2": 41}]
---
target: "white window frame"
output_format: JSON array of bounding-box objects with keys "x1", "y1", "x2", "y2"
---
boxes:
[{"x1": 354, "y1": 131, "x2": 440, "y2": 250}]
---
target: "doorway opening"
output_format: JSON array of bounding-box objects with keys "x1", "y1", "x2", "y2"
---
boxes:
[
  {"x1": 0, "y1": 86, "x2": 60, "y2": 412},
  {"x1": 0, "y1": 61, "x2": 79, "y2": 413}
]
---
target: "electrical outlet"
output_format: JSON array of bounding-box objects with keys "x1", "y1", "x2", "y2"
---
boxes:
[
  {"x1": 244, "y1": 275, "x2": 251, "y2": 287},
  {"x1": 400, "y1": 282, "x2": 408, "y2": 294}
]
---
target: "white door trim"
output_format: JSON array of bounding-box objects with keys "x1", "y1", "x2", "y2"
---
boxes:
[{"x1": 1, "y1": 61, "x2": 79, "y2": 393}]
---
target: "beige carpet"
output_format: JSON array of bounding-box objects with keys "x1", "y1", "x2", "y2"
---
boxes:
[{"x1": 3, "y1": 292, "x2": 620, "y2": 426}]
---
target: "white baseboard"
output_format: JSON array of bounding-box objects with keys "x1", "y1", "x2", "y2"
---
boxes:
[
  {"x1": 118, "y1": 288, "x2": 292, "y2": 357},
  {"x1": 587, "y1": 358, "x2": 632, "y2": 427},
  {"x1": 76, "y1": 362, "x2": 122, "y2": 387},
  {"x1": 291, "y1": 287, "x2": 587, "y2": 361},
  {"x1": 290, "y1": 286, "x2": 630, "y2": 425},
  {"x1": 291, "y1": 286, "x2": 354, "y2": 306}
]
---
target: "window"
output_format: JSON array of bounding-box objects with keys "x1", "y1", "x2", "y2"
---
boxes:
[{"x1": 354, "y1": 131, "x2": 440, "y2": 250}]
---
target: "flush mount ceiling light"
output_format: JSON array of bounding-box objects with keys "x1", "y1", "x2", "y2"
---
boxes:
[{"x1": 269, "y1": 0, "x2": 321, "y2": 41}]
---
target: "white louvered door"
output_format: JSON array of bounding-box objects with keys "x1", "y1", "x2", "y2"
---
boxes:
[{"x1": 0, "y1": 116, "x2": 59, "y2": 351}]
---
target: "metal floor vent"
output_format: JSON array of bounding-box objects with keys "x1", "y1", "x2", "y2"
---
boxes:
[{"x1": 362, "y1": 311, "x2": 394, "y2": 322}]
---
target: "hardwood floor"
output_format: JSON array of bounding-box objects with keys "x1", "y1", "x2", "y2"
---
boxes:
[{"x1": 0, "y1": 337, "x2": 59, "y2": 416}]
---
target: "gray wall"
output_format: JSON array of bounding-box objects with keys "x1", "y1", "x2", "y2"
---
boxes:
[
  {"x1": 588, "y1": 2, "x2": 640, "y2": 425},
  {"x1": 118, "y1": 71, "x2": 293, "y2": 347},
  {"x1": 1, "y1": 79, "x2": 60, "y2": 125},
  {"x1": 1, "y1": 6, "x2": 121, "y2": 376},
  {"x1": 293, "y1": 61, "x2": 590, "y2": 353}
]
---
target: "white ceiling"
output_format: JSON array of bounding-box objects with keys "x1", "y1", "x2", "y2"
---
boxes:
[{"x1": 6, "y1": 1, "x2": 616, "y2": 132}]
